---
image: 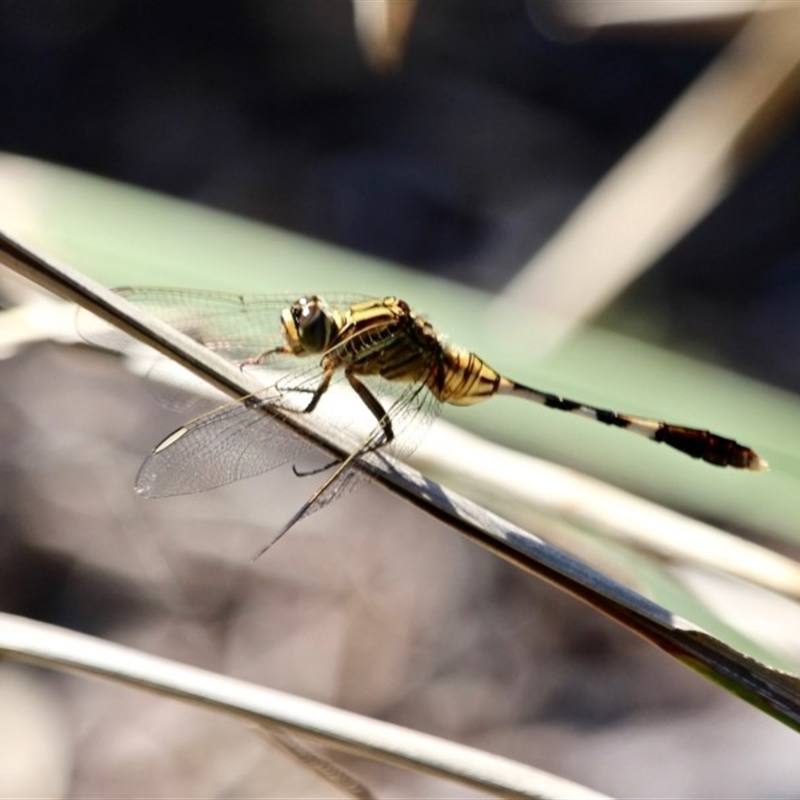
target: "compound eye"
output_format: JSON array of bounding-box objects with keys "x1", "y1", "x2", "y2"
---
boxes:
[{"x1": 292, "y1": 297, "x2": 334, "y2": 353}]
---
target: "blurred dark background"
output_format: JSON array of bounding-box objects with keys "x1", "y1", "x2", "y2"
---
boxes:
[{"x1": 2, "y1": 0, "x2": 799, "y2": 389}]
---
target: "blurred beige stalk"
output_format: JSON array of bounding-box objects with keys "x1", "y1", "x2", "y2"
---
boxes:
[
  {"x1": 500, "y1": 4, "x2": 800, "y2": 350},
  {"x1": 352, "y1": 0, "x2": 417, "y2": 73},
  {"x1": 557, "y1": 0, "x2": 779, "y2": 31}
]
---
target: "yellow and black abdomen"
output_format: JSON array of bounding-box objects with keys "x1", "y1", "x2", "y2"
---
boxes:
[{"x1": 430, "y1": 347, "x2": 503, "y2": 405}]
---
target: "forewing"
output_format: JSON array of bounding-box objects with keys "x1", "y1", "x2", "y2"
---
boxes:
[
  {"x1": 78, "y1": 287, "x2": 287, "y2": 363},
  {"x1": 78, "y1": 287, "x2": 375, "y2": 364},
  {"x1": 134, "y1": 346, "x2": 390, "y2": 498},
  {"x1": 136, "y1": 398, "x2": 314, "y2": 497}
]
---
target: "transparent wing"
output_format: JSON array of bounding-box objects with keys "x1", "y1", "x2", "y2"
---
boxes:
[
  {"x1": 76, "y1": 288, "x2": 285, "y2": 368},
  {"x1": 76, "y1": 285, "x2": 376, "y2": 413},
  {"x1": 138, "y1": 332, "x2": 443, "y2": 503},
  {"x1": 137, "y1": 356, "x2": 443, "y2": 499},
  {"x1": 134, "y1": 354, "x2": 359, "y2": 498},
  {"x1": 77, "y1": 287, "x2": 373, "y2": 364},
  {"x1": 136, "y1": 398, "x2": 314, "y2": 497}
]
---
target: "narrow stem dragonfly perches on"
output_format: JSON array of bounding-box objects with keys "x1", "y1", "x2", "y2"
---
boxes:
[{"x1": 82, "y1": 289, "x2": 766, "y2": 557}]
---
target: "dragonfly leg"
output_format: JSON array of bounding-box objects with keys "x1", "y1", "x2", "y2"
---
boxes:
[
  {"x1": 282, "y1": 368, "x2": 339, "y2": 477},
  {"x1": 292, "y1": 370, "x2": 394, "y2": 479},
  {"x1": 302, "y1": 366, "x2": 334, "y2": 413},
  {"x1": 346, "y1": 371, "x2": 394, "y2": 445},
  {"x1": 239, "y1": 344, "x2": 292, "y2": 369},
  {"x1": 292, "y1": 461, "x2": 334, "y2": 478}
]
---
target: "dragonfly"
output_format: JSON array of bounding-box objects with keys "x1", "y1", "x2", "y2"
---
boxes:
[{"x1": 82, "y1": 288, "x2": 767, "y2": 556}]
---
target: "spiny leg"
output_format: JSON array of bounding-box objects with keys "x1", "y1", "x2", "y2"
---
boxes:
[
  {"x1": 239, "y1": 343, "x2": 291, "y2": 369},
  {"x1": 253, "y1": 443, "x2": 368, "y2": 560},
  {"x1": 271, "y1": 363, "x2": 336, "y2": 413},
  {"x1": 496, "y1": 378, "x2": 766, "y2": 470},
  {"x1": 346, "y1": 370, "x2": 394, "y2": 447},
  {"x1": 287, "y1": 365, "x2": 339, "y2": 477},
  {"x1": 241, "y1": 345, "x2": 336, "y2": 413},
  {"x1": 300, "y1": 366, "x2": 334, "y2": 414},
  {"x1": 294, "y1": 371, "x2": 395, "y2": 479}
]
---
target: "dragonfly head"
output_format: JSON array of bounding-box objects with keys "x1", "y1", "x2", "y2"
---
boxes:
[{"x1": 281, "y1": 295, "x2": 339, "y2": 355}]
